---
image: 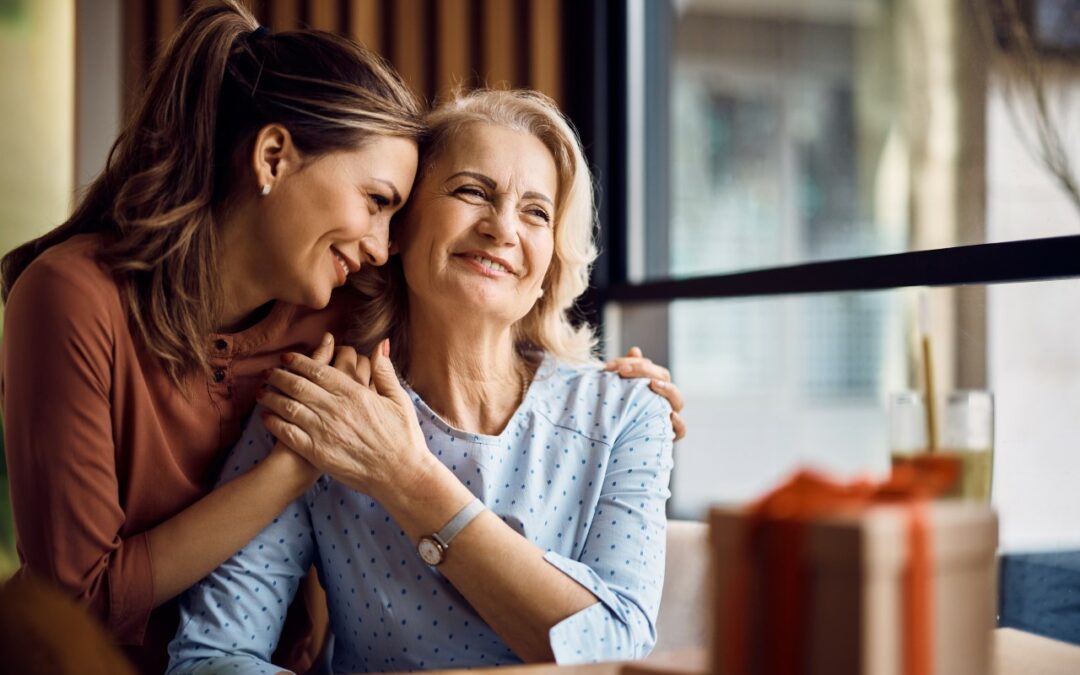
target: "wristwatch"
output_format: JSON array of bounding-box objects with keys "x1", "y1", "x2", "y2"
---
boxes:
[{"x1": 417, "y1": 498, "x2": 485, "y2": 566}]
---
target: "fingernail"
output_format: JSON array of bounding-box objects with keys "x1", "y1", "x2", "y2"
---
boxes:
[
  {"x1": 323, "y1": 333, "x2": 333, "y2": 345},
  {"x1": 382, "y1": 338, "x2": 390, "y2": 357},
  {"x1": 652, "y1": 379, "x2": 666, "y2": 389},
  {"x1": 281, "y1": 353, "x2": 295, "y2": 365}
]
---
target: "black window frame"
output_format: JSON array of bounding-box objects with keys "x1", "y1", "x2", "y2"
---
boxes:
[{"x1": 562, "y1": 2, "x2": 1080, "y2": 326}]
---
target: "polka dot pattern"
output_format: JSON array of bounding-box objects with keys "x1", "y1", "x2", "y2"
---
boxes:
[{"x1": 168, "y1": 354, "x2": 674, "y2": 674}]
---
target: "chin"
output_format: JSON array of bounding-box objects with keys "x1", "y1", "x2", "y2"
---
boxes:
[{"x1": 293, "y1": 285, "x2": 333, "y2": 311}]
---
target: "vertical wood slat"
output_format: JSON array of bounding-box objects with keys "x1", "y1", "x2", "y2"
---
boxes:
[
  {"x1": 482, "y1": 0, "x2": 517, "y2": 87},
  {"x1": 348, "y1": 0, "x2": 383, "y2": 54},
  {"x1": 309, "y1": 0, "x2": 339, "y2": 31},
  {"x1": 435, "y1": 0, "x2": 471, "y2": 100},
  {"x1": 391, "y1": 0, "x2": 429, "y2": 98},
  {"x1": 270, "y1": 0, "x2": 301, "y2": 31},
  {"x1": 156, "y1": 0, "x2": 183, "y2": 55},
  {"x1": 529, "y1": 0, "x2": 561, "y2": 105},
  {"x1": 122, "y1": 0, "x2": 147, "y2": 119}
]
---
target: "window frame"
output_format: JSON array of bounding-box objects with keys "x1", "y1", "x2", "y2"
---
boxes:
[{"x1": 562, "y1": 1, "x2": 1080, "y2": 325}]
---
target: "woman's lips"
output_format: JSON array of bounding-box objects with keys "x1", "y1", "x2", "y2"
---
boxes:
[
  {"x1": 453, "y1": 250, "x2": 516, "y2": 276},
  {"x1": 330, "y1": 249, "x2": 349, "y2": 285}
]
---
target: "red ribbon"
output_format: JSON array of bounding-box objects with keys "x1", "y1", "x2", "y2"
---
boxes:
[{"x1": 723, "y1": 456, "x2": 958, "y2": 675}]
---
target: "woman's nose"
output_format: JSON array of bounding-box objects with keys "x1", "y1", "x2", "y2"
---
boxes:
[
  {"x1": 476, "y1": 206, "x2": 517, "y2": 244},
  {"x1": 358, "y1": 221, "x2": 390, "y2": 266}
]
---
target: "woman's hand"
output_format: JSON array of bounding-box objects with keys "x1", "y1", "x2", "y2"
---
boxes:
[
  {"x1": 257, "y1": 336, "x2": 433, "y2": 502},
  {"x1": 605, "y1": 346, "x2": 686, "y2": 441},
  {"x1": 264, "y1": 334, "x2": 338, "y2": 491}
]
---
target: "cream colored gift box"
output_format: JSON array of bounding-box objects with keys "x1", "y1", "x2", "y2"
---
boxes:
[{"x1": 709, "y1": 501, "x2": 998, "y2": 675}]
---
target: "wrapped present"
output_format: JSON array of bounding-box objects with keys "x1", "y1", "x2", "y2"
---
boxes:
[{"x1": 710, "y1": 462, "x2": 997, "y2": 675}]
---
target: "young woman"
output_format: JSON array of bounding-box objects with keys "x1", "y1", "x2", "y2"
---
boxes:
[
  {"x1": 1, "y1": 2, "x2": 421, "y2": 672},
  {"x1": 169, "y1": 89, "x2": 674, "y2": 673},
  {"x1": 1, "y1": 2, "x2": 682, "y2": 673}
]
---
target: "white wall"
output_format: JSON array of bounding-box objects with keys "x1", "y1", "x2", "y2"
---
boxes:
[{"x1": 986, "y1": 71, "x2": 1080, "y2": 551}]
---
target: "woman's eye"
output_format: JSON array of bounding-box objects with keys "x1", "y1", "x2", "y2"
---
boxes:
[
  {"x1": 455, "y1": 186, "x2": 487, "y2": 200},
  {"x1": 370, "y1": 194, "x2": 391, "y2": 211},
  {"x1": 526, "y1": 207, "x2": 551, "y2": 224}
]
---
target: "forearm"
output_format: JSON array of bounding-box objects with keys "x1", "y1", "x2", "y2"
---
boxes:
[
  {"x1": 376, "y1": 458, "x2": 599, "y2": 663},
  {"x1": 147, "y1": 448, "x2": 314, "y2": 606}
]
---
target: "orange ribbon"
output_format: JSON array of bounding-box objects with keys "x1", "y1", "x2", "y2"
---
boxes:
[{"x1": 723, "y1": 456, "x2": 958, "y2": 675}]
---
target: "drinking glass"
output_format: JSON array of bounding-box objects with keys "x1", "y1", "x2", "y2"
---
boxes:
[{"x1": 942, "y1": 390, "x2": 995, "y2": 501}]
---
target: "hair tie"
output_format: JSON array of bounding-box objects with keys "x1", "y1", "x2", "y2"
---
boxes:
[{"x1": 251, "y1": 25, "x2": 270, "y2": 39}]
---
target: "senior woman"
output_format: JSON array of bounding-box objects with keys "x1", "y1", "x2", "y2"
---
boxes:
[{"x1": 167, "y1": 89, "x2": 674, "y2": 674}]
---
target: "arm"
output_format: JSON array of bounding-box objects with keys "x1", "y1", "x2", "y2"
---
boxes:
[
  {"x1": 259, "y1": 341, "x2": 674, "y2": 663},
  {"x1": 167, "y1": 412, "x2": 317, "y2": 675},
  {"x1": 2, "y1": 261, "x2": 321, "y2": 642}
]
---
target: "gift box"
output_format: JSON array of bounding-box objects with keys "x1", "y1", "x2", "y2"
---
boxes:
[{"x1": 709, "y1": 469, "x2": 998, "y2": 675}]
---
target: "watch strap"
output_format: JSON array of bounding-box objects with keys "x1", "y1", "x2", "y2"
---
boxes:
[{"x1": 434, "y1": 498, "x2": 484, "y2": 546}]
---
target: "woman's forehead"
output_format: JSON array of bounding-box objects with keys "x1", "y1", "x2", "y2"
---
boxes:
[{"x1": 433, "y1": 124, "x2": 556, "y2": 184}]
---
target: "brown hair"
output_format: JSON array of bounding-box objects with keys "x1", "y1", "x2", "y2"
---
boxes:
[
  {"x1": 347, "y1": 88, "x2": 599, "y2": 372},
  {"x1": 0, "y1": 0, "x2": 423, "y2": 386}
]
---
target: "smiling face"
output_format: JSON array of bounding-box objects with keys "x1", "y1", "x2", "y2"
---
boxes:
[
  {"x1": 395, "y1": 123, "x2": 558, "y2": 326},
  {"x1": 251, "y1": 134, "x2": 418, "y2": 310}
]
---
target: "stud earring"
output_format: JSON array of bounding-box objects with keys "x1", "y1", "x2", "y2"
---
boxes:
[
  {"x1": 260, "y1": 184, "x2": 271, "y2": 196},
  {"x1": 538, "y1": 288, "x2": 545, "y2": 298}
]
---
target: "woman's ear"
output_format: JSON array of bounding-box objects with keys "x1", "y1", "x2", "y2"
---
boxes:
[{"x1": 251, "y1": 123, "x2": 299, "y2": 194}]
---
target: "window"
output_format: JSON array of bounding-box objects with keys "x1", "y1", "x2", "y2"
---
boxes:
[{"x1": 569, "y1": 0, "x2": 1080, "y2": 553}]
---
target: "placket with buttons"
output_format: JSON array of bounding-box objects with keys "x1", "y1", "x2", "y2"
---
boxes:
[{"x1": 208, "y1": 336, "x2": 237, "y2": 449}]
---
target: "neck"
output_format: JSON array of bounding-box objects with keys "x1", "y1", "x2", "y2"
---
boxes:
[
  {"x1": 213, "y1": 202, "x2": 274, "y2": 333},
  {"x1": 405, "y1": 306, "x2": 531, "y2": 436}
]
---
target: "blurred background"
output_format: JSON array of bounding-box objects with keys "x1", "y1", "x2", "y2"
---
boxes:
[{"x1": 0, "y1": 0, "x2": 1078, "y2": 583}]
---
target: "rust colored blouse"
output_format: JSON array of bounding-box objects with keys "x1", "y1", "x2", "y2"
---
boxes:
[{"x1": 1, "y1": 234, "x2": 350, "y2": 673}]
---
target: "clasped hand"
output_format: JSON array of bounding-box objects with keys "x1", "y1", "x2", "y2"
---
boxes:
[{"x1": 258, "y1": 334, "x2": 431, "y2": 501}]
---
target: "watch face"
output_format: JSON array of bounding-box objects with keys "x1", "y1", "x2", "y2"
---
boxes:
[{"x1": 418, "y1": 537, "x2": 444, "y2": 566}]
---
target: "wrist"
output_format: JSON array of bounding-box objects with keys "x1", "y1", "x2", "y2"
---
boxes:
[
  {"x1": 262, "y1": 444, "x2": 320, "y2": 500},
  {"x1": 374, "y1": 453, "x2": 474, "y2": 539}
]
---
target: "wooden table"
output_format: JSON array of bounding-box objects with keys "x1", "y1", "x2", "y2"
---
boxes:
[{"x1": 366, "y1": 628, "x2": 1080, "y2": 675}]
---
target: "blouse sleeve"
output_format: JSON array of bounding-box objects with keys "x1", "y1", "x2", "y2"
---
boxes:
[
  {"x1": 543, "y1": 383, "x2": 675, "y2": 663},
  {"x1": 1, "y1": 256, "x2": 155, "y2": 643},
  {"x1": 167, "y1": 410, "x2": 317, "y2": 675}
]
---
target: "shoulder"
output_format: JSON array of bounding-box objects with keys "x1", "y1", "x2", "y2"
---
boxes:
[
  {"x1": 7, "y1": 234, "x2": 119, "y2": 314},
  {"x1": 4, "y1": 234, "x2": 122, "y2": 333},
  {"x1": 533, "y1": 355, "x2": 673, "y2": 445}
]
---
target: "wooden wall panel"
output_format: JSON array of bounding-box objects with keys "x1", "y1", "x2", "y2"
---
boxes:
[
  {"x1": 347, "y1": 0, "x2": 383, "y2": 54},
  {"x1": 155, "y1": 0, "x2": 183, "y2": 51},
  {"x1": 122, "y1": 0, "x2": 564, "y2": 113},
  {"x1": 435, "y1": 0, "x2": 471, "y2": 100},
  {"x1": 529, "y1": 0, "x2": 560, "y2": 104},
  {"x1": 121, "y1": 0, "x2": 147, "y2": 118},
  {"x1": 481, "y1": 0, "x2": 517, "y2": 87},
  {"x1": 390, "y1": 0, "x2": 429, "y2": 100},
  {"x1": 269, "y1": 0, "x2": 300, "y2": 32},
  {"x1": 309, "y1": 0, "x2": 340, "y2": 31}
]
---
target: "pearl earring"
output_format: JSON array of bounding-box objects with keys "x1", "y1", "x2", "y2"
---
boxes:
[
  {"x1": 260, "y1": 184, "x2": 271, "y2": 196},
  {"x1": 538, "y1": 288, "x2": 545, "y2": 298}
]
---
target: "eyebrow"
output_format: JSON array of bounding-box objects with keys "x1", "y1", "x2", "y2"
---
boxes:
[
  {"x1": 374, "y1": 179, "x2": 403, "y2": 206},
  {"x1": 447, "y1": 171, "x2": 554, "y2": 206}
]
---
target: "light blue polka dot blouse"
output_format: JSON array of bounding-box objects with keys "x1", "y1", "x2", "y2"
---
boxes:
[{"x1": 167, "y1": 354, "x2": 674, "y2": 674}]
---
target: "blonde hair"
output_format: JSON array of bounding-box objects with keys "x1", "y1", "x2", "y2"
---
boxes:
[
  {"x1": 348, "y1": 88, "x2": 600, "y2": 368},
  {"x1": 1, "y1": 0, "x2": 424, "y2": 387}
]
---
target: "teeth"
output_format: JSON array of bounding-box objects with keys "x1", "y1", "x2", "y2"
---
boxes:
[
  {"x1": 334, "y1": 252, "x2": 349, "y2": 276},
  {"x1": 471, "y1": 255, "x2": 509, "y2": 273}
]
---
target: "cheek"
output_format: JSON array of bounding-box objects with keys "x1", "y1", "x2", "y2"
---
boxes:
[{"x1": 530, "y1": 234, "x2": 556, "y2": 280}]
